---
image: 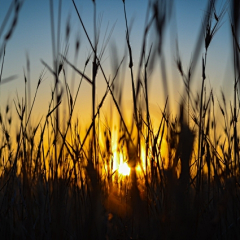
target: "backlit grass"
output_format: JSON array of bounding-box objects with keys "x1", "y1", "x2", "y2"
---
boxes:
[{"x1": 0, "y1": 0, "x2": 240, "y2": 239}]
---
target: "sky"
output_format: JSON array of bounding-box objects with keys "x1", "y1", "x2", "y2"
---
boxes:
[{"x1": 0, "y1": 0, "x2": 234, "y2": 131}]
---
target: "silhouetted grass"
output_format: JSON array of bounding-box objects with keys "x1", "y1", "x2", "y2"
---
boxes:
[{"x1": 0, "y1": 0, "x2": 240, "y2": 239}]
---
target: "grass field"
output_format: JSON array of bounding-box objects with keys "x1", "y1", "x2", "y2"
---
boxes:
[{"x1": 0, "y1": 0, "x2": 240, "y2": 239}]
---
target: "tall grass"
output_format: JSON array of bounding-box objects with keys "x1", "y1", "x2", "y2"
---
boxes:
[{"x1": 0, "y1": 0, "x2": 240, "y2": 239}]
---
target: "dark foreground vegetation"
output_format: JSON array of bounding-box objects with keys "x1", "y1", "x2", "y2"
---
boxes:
[{"x1": 0, "y1": 0, "x2": 240, "y2": 239}]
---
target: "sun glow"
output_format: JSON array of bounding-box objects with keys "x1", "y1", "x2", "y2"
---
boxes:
[
  {"x1": 113, "y1": 150, "x2": 131, "y2": 176},
  {"x1": 118, "y1": 162, "x2": 130, "y2": 176},
  {"x1": 111, "y1": 124, "x2": 131, "y2": 176}
]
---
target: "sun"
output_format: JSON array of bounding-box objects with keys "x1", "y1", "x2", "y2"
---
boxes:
[{"x1": 118, "y1": 162, "x2": 130, "y2": 176}]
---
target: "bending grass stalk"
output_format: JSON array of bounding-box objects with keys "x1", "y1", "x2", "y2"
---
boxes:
[{"x1": 71, "y1": 0, "x2": 135, "y2": 148}]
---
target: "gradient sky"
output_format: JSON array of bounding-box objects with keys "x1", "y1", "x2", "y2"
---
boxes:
[{"x1": 0, "y1": 0, "x2": 233, "y2": 129}]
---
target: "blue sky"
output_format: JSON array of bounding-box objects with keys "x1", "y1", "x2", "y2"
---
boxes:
[{"x1": 0, "y1": 0, "x2": 233, "y2": 127}]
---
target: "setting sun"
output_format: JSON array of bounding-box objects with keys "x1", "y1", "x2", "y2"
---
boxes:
[{"x1": 118, "y1": 162, "x2": 130, "y2": 176}]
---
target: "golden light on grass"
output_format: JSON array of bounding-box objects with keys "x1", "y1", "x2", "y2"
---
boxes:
[
  {"x1": 140, "y1": 144, "x2": 146, "y2": 172},
  {"x1": 135, "y1": 164, "x2": 142, "y2": 173}
]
